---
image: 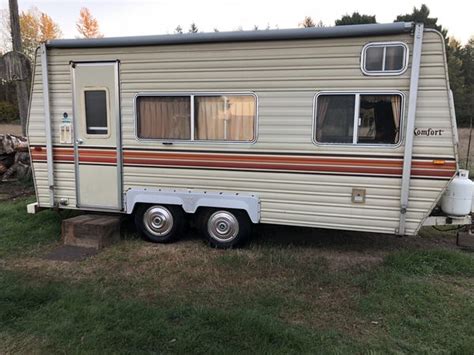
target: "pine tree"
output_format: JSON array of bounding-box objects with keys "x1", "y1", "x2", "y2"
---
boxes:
[
  {"x1": 188, "y1": 23, "x2": 198, "y2": 33},
  {"x1": 300, "y1": 16, "x2": 315, "y2": 28},
  {"x1": 335, "y1": 12, "x2": 376, "y2": 26}
]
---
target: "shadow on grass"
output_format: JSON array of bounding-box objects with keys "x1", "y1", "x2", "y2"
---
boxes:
[
  {"x1": 120, "y1": 210, "x2": 460, "y2": 256},
  {"x1": 0, "y1": 197, "x2": 79, "y2": 258},
  {"x1": 0, "y1": 269, "x2": 358, "y2": 354}
]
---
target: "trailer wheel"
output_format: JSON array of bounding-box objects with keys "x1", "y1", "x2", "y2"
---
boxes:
[
  {"x1": 135, "y1": 204, "x2": 184, "y2": 243},
  {"x1": 200, "y1": 209, "x2": 251, "y2": 249}
]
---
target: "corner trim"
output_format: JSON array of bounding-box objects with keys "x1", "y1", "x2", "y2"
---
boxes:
[
  {"x1": 40, "y1": 43, "x2": 55, "y2": 207},
  {"x1": 398, "y1": 23, "x2": 424, "y2": 235}
]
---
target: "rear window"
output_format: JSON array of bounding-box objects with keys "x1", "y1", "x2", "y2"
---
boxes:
[
  {"x1": 362, "y1": 43, "x2": 408, "y2": 75},
  {"x1": 315, "y1": 93, "x2": 402, "y2": 145}
]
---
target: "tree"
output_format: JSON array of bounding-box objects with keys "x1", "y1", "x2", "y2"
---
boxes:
[
  {"x1": 458, "y1": 37, "x2": 474, "y2": 127},
  {"x1": 394, "y1": 4, "x2": 446, "y2": 38},
  {"x1": 8, "y1": 0, "x2": 27, "y2": 135},
  {"x1": 19, "y1": 7, "x2": 62, "y2": 59},
  {"x1": 462, "y1": 38, "x2": 474, "y2": 126},
  {"x1": 335, "y1": 12, "x2": 376, "y2": 26},
  {"x1": 76, "y1": 7, "x2": 103, "y2": 38},
  {"x1": 39, "y1": 13, "x2": 61, "y2": 40},
  {"x1": 460, "y1": 38, "x2": 474, "y2": 85},
  {"x1": 18, "y1": 8, "x2": 38, "y2": 59},
  {"x1": 300, "y1": 16, "x2": 315, "y2": 28},
  {"x1": 188, "y1": 23, "x2": 198, "y2": 33},
  {"x1": 174, "y1": 25, "x2": 183, "y2": 34},
  {"x1": 8, "y1": 0, "x2": 21, "y2": 52},
  {"x1": 447, "y1": 38, "x2": 466, "y2": 123}
]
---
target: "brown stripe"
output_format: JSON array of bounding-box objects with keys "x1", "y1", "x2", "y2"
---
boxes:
[{"x1": 30, "y1": 146, "x2": 456, "y2": 179}]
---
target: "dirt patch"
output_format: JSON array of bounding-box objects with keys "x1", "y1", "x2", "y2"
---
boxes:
[
  {"x1": 43, "y1": 245, "x2": 98, "y2": 262},
  {"x1": 0, "y1": 180, "x2": 34, "y2": 201},
  {"x1": 0, "y1": 123, "x2": 22, "y2": 135}
]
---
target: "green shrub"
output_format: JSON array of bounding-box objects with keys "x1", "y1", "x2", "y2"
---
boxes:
[{"x1": 0, "y1": 101, "x2": 19, "y2": 123}]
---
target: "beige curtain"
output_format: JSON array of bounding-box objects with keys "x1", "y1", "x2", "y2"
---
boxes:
[
  {"x1": 316, "y1": 96, "x2": 330, "y2": 141},
  {"x1": 195, "y1": 96, "x2": 255, "y2": 141},
  {"x1": 137, "y1": 97, "x2": 190, "y2": 139},
  {"x1": 391, "y1": 95, "x2": 401, "y2": 142}
]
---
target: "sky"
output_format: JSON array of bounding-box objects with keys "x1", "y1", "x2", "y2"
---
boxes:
[{"x1": 1, "y1": 0, "x2": 473, "y2": 44}]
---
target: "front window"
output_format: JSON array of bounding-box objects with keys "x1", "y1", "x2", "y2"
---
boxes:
[
  {"x1": 315, "y1": 93, "x2": 402, "y2": 145},
  {"x1": 195, "y1": 95, "x2": 255, "y2": 141},
  {"x1": 136, "y1": 96, "x2": 191, "y2": 140}
]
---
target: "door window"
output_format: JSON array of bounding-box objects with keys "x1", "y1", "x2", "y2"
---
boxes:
[{"x1": 84, "y1": 89, "x2": 108, "y2": 135}]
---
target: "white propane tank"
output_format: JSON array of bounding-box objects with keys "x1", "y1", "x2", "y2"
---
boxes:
[{"x1": 441, "y1": 170, "x2": 474, "y2": 217}]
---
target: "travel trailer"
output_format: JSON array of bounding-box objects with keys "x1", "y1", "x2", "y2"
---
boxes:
[{"x1": 27, "y1": 22, "x2": 474, "y2": 248}]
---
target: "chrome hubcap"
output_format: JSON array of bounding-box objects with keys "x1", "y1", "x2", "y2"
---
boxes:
[
  {"x1": 143, "y1": 206, "x2": 173, "y2": 236},
  {"x1": 208, "y1": 211, "x2": 239, "y2": 242}
]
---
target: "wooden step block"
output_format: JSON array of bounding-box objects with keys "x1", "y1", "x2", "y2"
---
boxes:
[{"x1": 62, "y1": 214, "x2": 121, "y2": 250}]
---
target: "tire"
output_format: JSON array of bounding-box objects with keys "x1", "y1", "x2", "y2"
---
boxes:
[
  {"x1": 134, "y1": 204, "x2": 184, "y2": 243},
  {"x1": 199, "y1": 208, "x2": 252, "y2": 249}
]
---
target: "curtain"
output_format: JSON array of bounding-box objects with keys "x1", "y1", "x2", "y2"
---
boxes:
[
  {"x1": 137, "y1": 97, "x2": 190, "y2": 139},
  {"x1": 195, "y1": 96, "x2": 255, "y2": 141},
  {"x1": 390, "y1": 95, "x2": 401, "y2": 142},
  {"x1": 316, "y1": 96, "x2": 330, "y2": 141}
]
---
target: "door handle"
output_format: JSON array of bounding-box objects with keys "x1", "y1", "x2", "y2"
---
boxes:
[{"x1": 76, "y1": 138, "x2": 84, "y2": 145}]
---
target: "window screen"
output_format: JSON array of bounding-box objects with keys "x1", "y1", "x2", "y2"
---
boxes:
[
  {"x1": 315, "y1": 95, "x2": 355, "y2": 143},
  {"x1": 385, "y1": 46, "x2": 405, "y2": 71},
  {"x1": 315, "y1": 93, "x2": 402, "y2": 145},
  {"x1": 137, "y1": 96, "x2": 191, "y2": 140},
  {"x1": 358, "y1": 95, "x2": 401, "y2": 144},
  {"x1": 363, "y1": 43, "x2": 407, "y2": 74},
  {"x1": 365, "y1": 47, "x2": 384, "y2": 71},
  {"x1": 85, "y1": 90, "x2": 108, "y2": 135},
  {"x1": 195, "y1": 95, "x2": 255, "y2": 141}
]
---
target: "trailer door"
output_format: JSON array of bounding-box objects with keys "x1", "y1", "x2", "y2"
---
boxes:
[{"x1": 72, "y1": 61, "x2": 122, "y2": 210}]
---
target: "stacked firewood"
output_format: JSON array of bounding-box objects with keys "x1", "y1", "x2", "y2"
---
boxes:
[{"x1": 0, "y1": 134, "x2": 30, "y2": 181}]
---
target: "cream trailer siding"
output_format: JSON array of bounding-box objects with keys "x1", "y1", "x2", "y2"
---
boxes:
[{"x1": 27, "y1": 24, "x2": 457, "y2": 237}]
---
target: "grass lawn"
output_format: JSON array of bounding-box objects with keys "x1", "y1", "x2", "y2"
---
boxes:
[{"x1": 1, "y1": 194, "x2": 474, "y2": 353}]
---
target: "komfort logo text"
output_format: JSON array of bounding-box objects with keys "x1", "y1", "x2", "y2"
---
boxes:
[{"x1": 414, "y1": 128, "x2": 444, "y2": 136}]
